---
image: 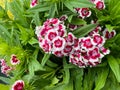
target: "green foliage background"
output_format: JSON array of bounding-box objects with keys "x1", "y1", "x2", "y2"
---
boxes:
[{"x1": 0, "y1": 0, "x2": 120, "y2": 90}]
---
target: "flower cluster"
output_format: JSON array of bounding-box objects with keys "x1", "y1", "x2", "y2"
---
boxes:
[
  {"x1": 69, "y1": 32, "x2": 110, "y2": 68},
  {"x1": 35, "y1": 18, "x2": 114, "y2": 67},
  {"x1": 12, "y1": 80, "x2": 24, "y2": 90},
  {"x1": 0, "y1": 54, "x2": 20, "y2": 76},
  {"x1": 36, "y1": 18, "x2": 68, "y2": 57}
]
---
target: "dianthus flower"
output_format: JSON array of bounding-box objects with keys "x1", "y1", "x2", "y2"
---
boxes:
[
  {"x1": 75, "y1": 8, "x2": 91, "y2": 19},
  {"x1": 12, "y1": 80, "x2": 24, "y2": 90},
  {"x1": 0, "y1": 59, "x2": 12, "y2": 76},
  {"x1": 30, "y1": 0, "x2": 38, "y2": 7},
  {"x1": 10, "y1": 54, "x2": 20, "y2": 65}
]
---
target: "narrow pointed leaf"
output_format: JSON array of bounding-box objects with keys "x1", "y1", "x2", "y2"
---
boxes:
[
  {"x1": 107, "y1": 56, "x2": 120, "y2": 82},
  {"x1": 95, "y1": 68, "x2": 109, "y2": 90},
  {"x1": 73, "y1": 24, "x2": 97, "y2": 37},
  {"x1": 41, "y1": 53, "x2": 50, "y2": 67}
]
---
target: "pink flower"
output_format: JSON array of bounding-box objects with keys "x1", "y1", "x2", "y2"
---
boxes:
[
  {"x1": 95, "y1": 0, "x2": 105, "y2": 10},
  {"x1": 78, "y1": 8, "x2": 91, "y2": 19},
  {"x1": 81, "y1": 37, "x2": 94, "y2": 50},
  {"x1": 69, "y1": 54, "x2": 85, "y2": 68},
  {"x1": 88, "y1": 48, "x2": 101, "y2": 60},
  {"x1": 100, "y1": 47, "x2": 110, "y2": 55},
  {"x1": 92, "y1": 34, "x2": 105, "y2": 47},
  {"x1": 10, "y1": 54, "x2": 20, "y2": 65},
  {"x1": 40, "y1": 39, "x2": 52, "y2": 53},
  {"x1": 77, "y1": 60, "x2": 86, "y2": 68},
  {"x1": 0, "y1": 59, "x2": 6, "y2": 66},
  {"x1": 59, "y1": 15, "x2": 68, "y2": 21},
  {"x1": 103, "y1": 29, "x2": 116, "y2": 39},
  {"x1": 58, "y1": 24, "x2": 66, "y2": 37},
  {"x1": 30, "y1": 0, "x2": 38, "y2": 8},
  {"x1": 39, "y1": 26, "x2": 52, "y2": 38},
  {"x1": 58, "y1": 24, "x2": 66, "y2": 31},
  {"x1": 1, "y1": 65, "x2": 12, "y2": 75},
  {"x1": 46, "y1": 30, "x2": 57, "y2": 42},
  {"x1": 74, "y1": 8, "x2": 81, "y2": 13},
  {"x1": 81, "y1": 51, "x2": 90, "y2": 61},
  {"x1": 12, "y1": 80, "x2": 24, "y2": 90},
  {"x1": 69, "y1": 55, "x2": 79, "y2": 65},
  {"x1": 88, "y1": 61, "x2": 100, "y2": 67},
  {"x1": 73, "y1": 38, "x2": 80, "y2": 50},
  {"x1": 52, "y1": 36, "x2": 66, "y2": 51},
  {"x1": 0, "y1": 59, "x2": 12, "y2": 75},
  {"x1": 50, "y1": 18, "x2": 60, "y2": 26},
  {"x1": 63, "y1": 45, "x2": 73, "y2": 56},
  {"x1": 68, "y1": 24, "x2": 78, "y2": 31},
  {"x1": 38, "y1": 36, "x2": 43, "y2": 43},
  {"x1": 52, "y1": 51, "x2": 64, "y2": 57},
  {"x1": 65, "y1": 32, "x2": 75, "y2": 45}
]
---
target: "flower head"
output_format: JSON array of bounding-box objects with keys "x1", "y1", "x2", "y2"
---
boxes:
[
  {"x1": 103, "y1": 29, "x2": 116, "y2": 39},
  {"x1": 1, "y1": 65, "x2": 12, "y2": 75},
  {"x1": 59, "y1": 15, "x2": 68, "y2": 21},
  {"x1": 68, "y1": 24, "x2": 78, "y2": 31},
  {"x1": 0, "y1": 59, "x2": 6, "y2": 66},
  {"x1": 95, "y1": 0, "x2": 105, "y2": 10},
  {"x1": 10, "y1": 54, "x2": 20, "y2": 65},
  {"x1": 81, "y1": 37, "x2": 94, "y2": 50},
  {"x1": 52, "y1": 36, "x2": 66, "y2": 51},
  {"x1": 12, "y1": 80, "x2": 24, "y2": 90},
  {"x1": 30, "y1": 0, "x2": 38, "y2": 7},
  {"x1": 92, "y1": 34, "x2": 105, "y2": 47},
  {"x1": 78, "y1": 8, "x2": 91, "y2": 19}
]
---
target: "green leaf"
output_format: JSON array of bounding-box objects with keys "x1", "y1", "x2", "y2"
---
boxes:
[
  {"x1": 71, "y1": 18, "x2": 86, "y2": 25},
  {"x1": 0, "y1": 76, "x2": 10, "y2": 84},
  {"x1": 107, "y1": 56, "x2": 120, "y2": 82},
  {"x1": 64, "y1": 80, "x2": 73, "y2": 90},
  {"x1": 46, "y1": 60, "x2": 58, "y2": 68},
  {"x1": 30, "y1": 76, "x2": 51, "y2": 89},
  {"x1": 16, "y1": 24, "x2": 34, "y2": 45},
  {"x1": 51, "y1": 76, "x2": 59, "y2": 85},
  {"x1": 0, "y1": 6, "x2": 4, "y2": 18},
  {"x1": 83, "y1": 69, "x2": 96, "y2": 90},
  {"x1": 64, "y1": 0, "x2": 94, "y2": 12},
  {"x1": 0, "y1": 24, "x2": 11, "y2": 39},
  {"x1": 110, "y1": 1, "x2": 120, "y2": 17},
  {"x1": 27, "y1": 3, "x2": 50, "y2": 12},
  {"x1": 94, "y1": 68, "x2": 109, "y2": 90},
  {"x1": 48, "y1": 3, "x2": 57, "y2": 18},
  {"x1": 73, "y1": 24, "x2": 97, "y2": 37},
  {"x1": 28, "y1": 59, "x2": 43, "y2": 76},
  {"x1": 68, "y1": 15, "x2": 73, "y2": 23},
  {"x1": 105, "y1": 24, "x2": 114, "y2": 32},
  {"x1": 72, "y1": 68, "x2": 83, "y2": 90},
  {"x1": 33, "y1": 12, "x2": 40, "y2": 26},
  {"x1": 41, "y1": 53, "x2": 50, "y2": 67},
  {"x1": 63, "y1": 58, "x2": 70, "y2": 84},
  {"x1": 8, "y1": 0, "x2": 28, "y2": 27},
  {"x1": 28, "y1": 37, "x2": 38, "y2": 45},
  {"x1": 0, "y1": 84, "x2": 9, "y2": 90},
  {"x1": 29, "y1": 49, "x2": 44, "y2": 76}
]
